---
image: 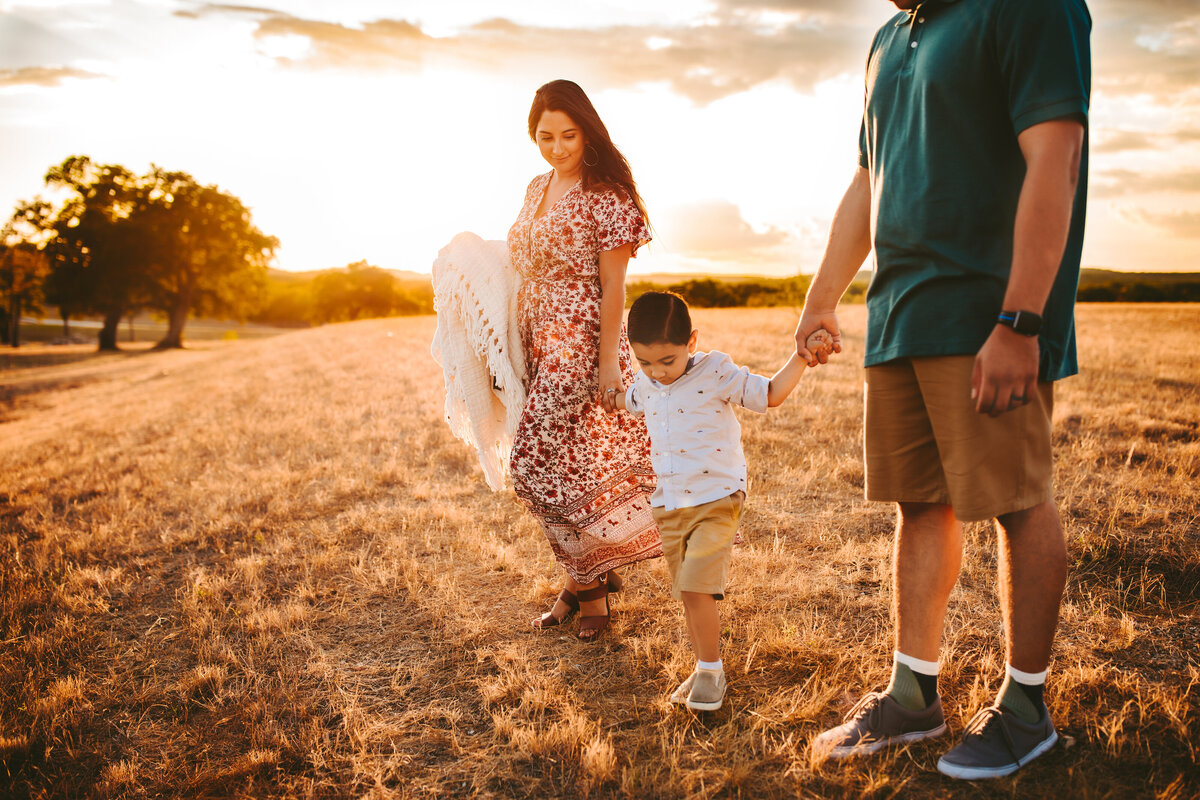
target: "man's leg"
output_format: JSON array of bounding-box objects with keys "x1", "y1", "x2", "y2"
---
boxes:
[
  {"x1": 894, "y1": 502, "x2": 963, "y2": 661},
  {"x1": 936, "y1": 500, "x2": 1066, "y2": 779},
  {"x1": 995, "y1": 499, "x2": 1066, "y2": 674}
]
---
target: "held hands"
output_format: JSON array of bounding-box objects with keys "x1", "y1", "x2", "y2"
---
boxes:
[
  {"x1": 598, "y1": 361, "x2": 624, "y2": 412},
  {"x1": 971, "y1": 326, "x2": 1039, "y2": 416},
  {"x1": 794, "y1": 310, "x2": 842, "y2": 367}
]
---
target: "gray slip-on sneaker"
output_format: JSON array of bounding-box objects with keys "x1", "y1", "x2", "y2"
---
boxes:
[
  {"x1": 812, "y1": 691, "x2": 948, "y2": 760},
  {"x1": 686, "y1": 669, "x2": 727, "y2": 711},
  {"x1": 937, "y1": 704, "x2": 1057, "y2": 780},
  {"x1": 670, "y1": 671, "x2": 697, "y2": 705}
]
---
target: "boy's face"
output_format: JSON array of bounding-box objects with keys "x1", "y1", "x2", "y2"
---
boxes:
[{"x1": 631, "y1": 330, "x2": 699, "y2": 385}]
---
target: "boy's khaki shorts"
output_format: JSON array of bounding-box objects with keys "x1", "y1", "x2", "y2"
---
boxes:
[
  {"x1": 651, "y1": 491, "x2": 745, "y2": 601},
  {"x1": 864, "y1": 356, "x2": 1054, "y2": 522}
]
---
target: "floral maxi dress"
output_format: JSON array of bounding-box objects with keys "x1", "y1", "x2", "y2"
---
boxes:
[{"x1": 507, "y1": 172, "x2": 662, "y2": 584}]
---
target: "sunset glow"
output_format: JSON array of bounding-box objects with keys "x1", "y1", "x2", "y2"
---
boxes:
[{"x1": 2, "y1": 0, "x2": 1198, "y2": 275}]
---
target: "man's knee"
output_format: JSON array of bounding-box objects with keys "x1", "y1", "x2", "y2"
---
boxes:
[{"x1": 898, "y1": 502, "x2": 958, "y2": 532}]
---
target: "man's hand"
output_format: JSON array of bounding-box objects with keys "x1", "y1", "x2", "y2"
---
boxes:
[
  {"x1": 794, "y1": 310, "x2": 842, "y2": 367},
  {"x1": 971, "y1": 326, "x2": 1039, "y2": 416}
]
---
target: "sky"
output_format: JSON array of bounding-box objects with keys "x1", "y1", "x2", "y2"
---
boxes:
[{"x1": 1, "y1": 0, "x2": 1198, "y2": 277}]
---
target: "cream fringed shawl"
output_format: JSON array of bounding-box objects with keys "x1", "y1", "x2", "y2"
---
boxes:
[{"x1": 430, "y1": 232, "x2": 527, "y2": 491}]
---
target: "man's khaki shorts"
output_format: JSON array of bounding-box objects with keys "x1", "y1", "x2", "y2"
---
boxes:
[
  {"x1": 651, "y1": 491, "x2": 745, "y2": 601},
  {"x1": 864, "y1": 356, "x2": 1054, "y2": 522}
]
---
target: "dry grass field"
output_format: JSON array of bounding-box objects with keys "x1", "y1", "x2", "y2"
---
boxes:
[{"x1": 1, "y1": 304, "x2": 1197, "y2": 799}]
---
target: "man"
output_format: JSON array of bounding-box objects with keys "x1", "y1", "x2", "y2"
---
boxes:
[{"x1": 794, "y1": 0, "x2": 1091, "y2": 781}]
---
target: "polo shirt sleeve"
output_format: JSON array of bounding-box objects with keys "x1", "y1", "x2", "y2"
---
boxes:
[
  {"x1": 994, "y1": 0, "x2": 1091, "y2": 135},
  {"x1": 711, "y1": 353, "x2": 769, "y2": 414},
  {"x1": 624, "y1": 381, "x2": 645, "y2": 416}
]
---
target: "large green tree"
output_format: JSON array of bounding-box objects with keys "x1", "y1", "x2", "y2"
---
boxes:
[
  {"x1": 41, "y1": 157, "x2": 277, "y2": 350},
  {"x1": 144, "y1": 169, "x2": 277, "y2": 349},
  {"x1": 44, "y1": 156, "x2": 157, "y2": 351}
]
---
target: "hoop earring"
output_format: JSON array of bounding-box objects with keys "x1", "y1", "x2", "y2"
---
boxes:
[{"x1": 583, "y1": 144, "x2": 599, "y2": 168}]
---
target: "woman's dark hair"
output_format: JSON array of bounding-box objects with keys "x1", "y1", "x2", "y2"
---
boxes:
[
  {"x1": 528, "y1": 79, "x2": 650, "y2": 227},
  {"x1": 627, "y1": 291, "x2": 692, "y2": 346}
]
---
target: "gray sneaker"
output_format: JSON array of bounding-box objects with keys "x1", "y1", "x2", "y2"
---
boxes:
[
  {"x1": 686, "y1": 669, "x2": 727, "y2": 711},
  {"x1": 669, "y1": 671, "x2": 697, "y2": 705},
  {"x1": 813, "y1": 691, "x2": 948, "y2": 760},
  {"x1": 937, "y1": 704, "x2": 1057, "y2": 780}
]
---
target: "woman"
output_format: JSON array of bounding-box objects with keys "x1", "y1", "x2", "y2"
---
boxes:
[{"x1": 507, "y1": 79, "x2": 661, "y2": 641}]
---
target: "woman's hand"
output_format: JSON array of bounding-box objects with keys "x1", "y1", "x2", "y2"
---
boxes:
[{"x1": 598, "y1": 361, "x2": 624, "y2": 411}]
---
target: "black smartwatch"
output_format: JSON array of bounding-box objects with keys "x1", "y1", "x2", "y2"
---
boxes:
[{"x1": 997, "y1": 310, "x2": 1042, "y2": 337}]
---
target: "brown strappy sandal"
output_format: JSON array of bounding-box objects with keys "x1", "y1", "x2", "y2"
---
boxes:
[
  {"x1": 575, "y1": 581, "x2": 611, "y2": 642},
  {"x1": 531, "y1": 588, "x2": 579, "y2": 629}
]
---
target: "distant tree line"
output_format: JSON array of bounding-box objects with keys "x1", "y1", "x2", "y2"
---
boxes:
[
  {"x1": 627, "y1": 275, "x2": 869, "y2": 308},
  {"x1": 629, "y1": 271, "x2": 1200, "y2": 309},
  {"x1": 1075, "y1": 281, "x2": 1200, "y2": 302},
  {"x1": 252, "y1": 263, "x2": 433, "y2": 328}
]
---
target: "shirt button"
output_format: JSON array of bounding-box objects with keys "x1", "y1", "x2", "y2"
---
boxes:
[
  {"x1": 910, "y1": 41, "x2": 918, "y2": 48},
  {"x1": 917, "y1": 16, "x2": 925, "y2": 23}
]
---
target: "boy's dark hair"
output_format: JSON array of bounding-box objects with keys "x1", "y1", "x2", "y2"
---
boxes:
[{"x1": 627, "y1": 291, "x2": 692, "y2": 346}]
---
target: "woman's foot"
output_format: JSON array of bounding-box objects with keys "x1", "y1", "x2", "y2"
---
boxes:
[
  {"x1": 576, "y1": 580, "x2": 610, "y2": 642},
  {"x1": 531, "y1": 588, "x2": 579, "y2": 629},
  {"x1": 603, "y1": 570, "x2": 624, "y2": 593}
]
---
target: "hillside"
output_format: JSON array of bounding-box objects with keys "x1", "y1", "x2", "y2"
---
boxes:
[{"x1": 1, "y1": 306, "x2": 1197, "y2": 798}]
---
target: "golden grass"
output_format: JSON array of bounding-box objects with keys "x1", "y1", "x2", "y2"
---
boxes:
[{"x1": 1, "y1": 304, "x2": 1197, "y2": 799}]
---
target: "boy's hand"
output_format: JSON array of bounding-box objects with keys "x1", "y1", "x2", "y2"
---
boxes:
[
  {"x1": 805, "y1": 329, "x2": 835, "y2": 363},
  {"x1": 794, "y1": 311, "x2": 842, "y2": 366}
]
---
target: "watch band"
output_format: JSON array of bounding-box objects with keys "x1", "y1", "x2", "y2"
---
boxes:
[{"x1": 997, "y1": 310, "x2": 1042, "y2": 337}]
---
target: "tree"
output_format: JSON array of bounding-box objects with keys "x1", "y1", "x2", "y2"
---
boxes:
[
  {"x1": 310, "y1": 261, "x2": 401, "y2": 324},
  {"x1": 44, "y1": 156, "x2": 157, "y2": 351},
  {"x1": 0, "y1": 202, "x2": 53, "y2": 348},
  {"x1": 144, "y1": 170, "x2": 277, "y2": 349}
]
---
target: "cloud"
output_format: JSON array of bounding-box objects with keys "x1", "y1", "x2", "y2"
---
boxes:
[
  {"x1": 1091, "y1": 168, "x2": 1200, "y2": 197},
  {"x1": 661, "y1": 201, "x2": 790, "y2": 261},
  {"x1": 1093, "y1": 129, "x2": 1157, "y2": 153},
  {"x1": 0, "y1": 66, "x2": 103, "y2": 89},
  {"x1": 1127, "y1": 209, "x2": 1200, "y2": 237},
  {"x1": 181, "y1": 5, "x2": 874, "y2": 104}
]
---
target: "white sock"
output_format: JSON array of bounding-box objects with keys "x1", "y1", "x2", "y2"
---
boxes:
[
  {"x1": 894, "y1": 650, "x2": 939, "y2": 675},
  {"x1": 1007, "y1": 663, "x2": 1048, "y2": 685},
  {"x1": 697, "y1": 658, "x2": 723, "y2": 672}
]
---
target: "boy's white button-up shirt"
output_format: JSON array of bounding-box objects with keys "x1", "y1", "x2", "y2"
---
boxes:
[{"x1": 624, "y1": 350, "x2": 769, "y2": 511}]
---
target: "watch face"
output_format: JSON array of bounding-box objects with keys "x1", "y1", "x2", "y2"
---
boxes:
[
  {"x1": 1011, "y1": 311, "x2": 1041, "y2": 336},
  {"x1": 1000, "y1": 311, "x2": 1042, "y2": 336}
]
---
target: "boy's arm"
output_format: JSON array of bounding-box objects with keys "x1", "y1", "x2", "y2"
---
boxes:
[
  {"x1": 614, "y1": 390, "x2": 627, "y2": 411},
  {"x1": 767, "y1": 351, "x2": 807, "y2": 408}
]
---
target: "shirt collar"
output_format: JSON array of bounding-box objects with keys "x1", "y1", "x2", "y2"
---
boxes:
[{"x1": 895, "y1": 0, "x2": 961, "y2": 26}]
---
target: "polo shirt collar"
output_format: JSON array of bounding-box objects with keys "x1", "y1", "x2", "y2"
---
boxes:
[{"x1": 895, "y1": 0, "x2": 961, "y2": 25}]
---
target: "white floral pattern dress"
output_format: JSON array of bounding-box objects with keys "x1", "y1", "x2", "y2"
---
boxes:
[{"x1": 506, "y1": 171, "x2": 662, "y2": 583}]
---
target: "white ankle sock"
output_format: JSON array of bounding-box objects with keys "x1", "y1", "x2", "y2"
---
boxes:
[
  {"x1": 894, "y1": 650, "x2": 939, "y2": 675},
  {"x1": 697, "y1": 659, "x2": 722, "y2": 672},
  {"x1": 1006, "y1": 663, "x2": 1048, "y2": 685}
]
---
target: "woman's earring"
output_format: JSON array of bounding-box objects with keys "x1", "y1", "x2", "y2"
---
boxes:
[{"x1": 583, "y1": 144, "x2": 599, "y2": 167}]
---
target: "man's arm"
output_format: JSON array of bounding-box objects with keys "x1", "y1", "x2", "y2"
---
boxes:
[
  {"x1": 972, "y1": 118, "x2": 1084, "y2": 416},
  {"x1": 794, "y1": 166, "x2": 872, "y2": 365}
]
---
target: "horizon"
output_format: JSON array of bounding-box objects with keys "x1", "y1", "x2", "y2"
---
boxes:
[{"x1": 2, "y1": 1, "x2": 1198, "y2": 276}]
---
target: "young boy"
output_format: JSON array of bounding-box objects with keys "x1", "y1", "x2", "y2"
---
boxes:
[{"x1": 610, "y1": 291, "x2": 829, "y2": 711}]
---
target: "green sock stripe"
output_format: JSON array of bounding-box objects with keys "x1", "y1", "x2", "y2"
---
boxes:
[
  {"x1": 886, "y1": 661, "x2": 928, "y2": 711},
  {"x1": 998, "y1": 675, "x2": 1043, "y2": 724}
]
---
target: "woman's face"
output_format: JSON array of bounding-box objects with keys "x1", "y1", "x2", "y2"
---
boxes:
[{"x1": 536, "y1": 109, "x2": 585, "y2": 177}]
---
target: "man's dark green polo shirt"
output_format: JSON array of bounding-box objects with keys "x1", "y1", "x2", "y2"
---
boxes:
[{"x1": 858, "y1": 0, "x2": 1091, "y2": 381}]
